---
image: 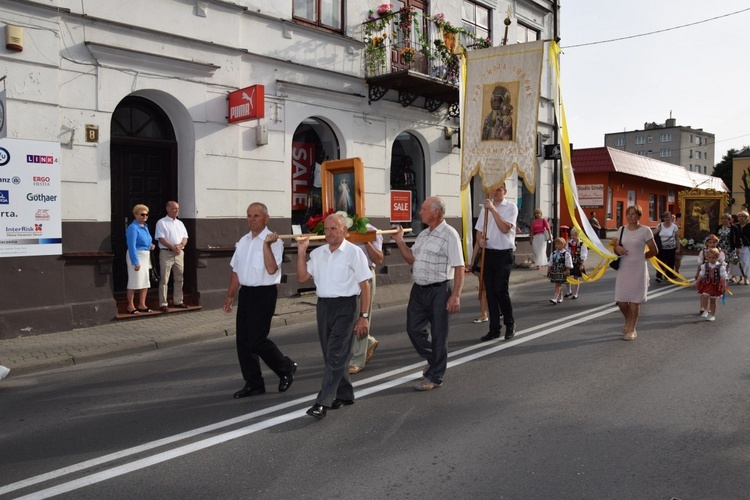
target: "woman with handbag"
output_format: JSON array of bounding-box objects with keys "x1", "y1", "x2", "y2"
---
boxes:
[
  {"x1": 612, "y1": 205, "x2": 658, "y2": 341},
  {"x1": 529, "y1": 209, "x2": 551, "y2": 270},
  {"x1": 125, "y1": 204, "x2": 155, "y2": 314}
]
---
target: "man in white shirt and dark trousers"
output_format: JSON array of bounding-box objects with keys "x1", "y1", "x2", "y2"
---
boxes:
[
  {"x1": 296, "y1": 213, "x2": 372, "y2": 419},
  {"x1": 155, "y1": 201, "x2": 189, "y2": 311},
  {"x1": 392, "y1": 197, "x2": 465, "y2": 391},
  {"x1": 475, "y1": 184, "x2": 518, "y2": 342},
  {"x1": 223, "y1": 203, "x2": 297, "y2": 399}
]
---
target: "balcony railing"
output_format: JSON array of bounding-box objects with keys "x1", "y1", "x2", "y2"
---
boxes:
[{"x1": 363, "y1": 7, "x2": 490, "y2": 82}]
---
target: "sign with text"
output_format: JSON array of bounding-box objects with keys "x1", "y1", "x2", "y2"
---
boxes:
[
  {"x1": 228, "y1": 84, "x2": 264, "y2": 124},
  {"x1": 291, "y1": 142, "x2": 313, "y2": 211},
  {"x1": 390, "y1": 190, "x2": 412, "y2": 223},
  {"x1": 0, "y1": 138, "x2": 62, "y2": 257},
  {"x1": 577, "y1": 183, "x2": 604, "y2": 208}
]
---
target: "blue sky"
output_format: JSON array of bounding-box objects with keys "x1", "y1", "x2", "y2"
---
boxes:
[{"x1": 559, "y1": 1, "x2": 749, "y2": 160}]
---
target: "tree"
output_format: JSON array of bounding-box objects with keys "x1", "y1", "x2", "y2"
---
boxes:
[{"x1": 712, "y1": 148, "x2": 737, "y2": 192}]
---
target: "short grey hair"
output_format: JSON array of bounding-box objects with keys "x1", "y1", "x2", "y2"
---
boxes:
[
  {"x1": 248, "y1": 202, "x2": 269, "y2": 216},
  {"x1": 427, "y1": 197, "x2": 446, "y2": 216},
  {"x1": 325, "y1": 213, "x2": 347, "y2": 228}
]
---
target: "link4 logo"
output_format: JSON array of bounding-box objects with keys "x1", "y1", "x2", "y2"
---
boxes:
[{"x1": 26, "y1": 154, "x2": 56, "y2": 164}]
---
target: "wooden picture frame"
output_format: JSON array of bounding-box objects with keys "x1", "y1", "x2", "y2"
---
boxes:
[
  {"x1": 678, "y1": 188, "x2": 729, "y2": 245},
  {"x1": 321, "y1": 157, "x2": 365, "y2": 216}
]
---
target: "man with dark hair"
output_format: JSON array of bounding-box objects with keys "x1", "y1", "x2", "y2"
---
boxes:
[{"x1": 475, "y1": 184, "x2": 518, "y2": 342}]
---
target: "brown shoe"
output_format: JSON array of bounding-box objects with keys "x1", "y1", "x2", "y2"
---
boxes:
[
  {"x1": 348, "y1": 365, "x2": 365, "y2": 374},
  {"x1": 365, "y1": 340, "x2": 379, "y2": 364},
  {"x1": 414, "y1": 378, "x2": 443, "y2": 391},
  {"x1": 160, "y1": 306, "x2": 169, "y2": 313},
  {"x1": 174, "y1": 303, "x2": 190, "y2": 309}
]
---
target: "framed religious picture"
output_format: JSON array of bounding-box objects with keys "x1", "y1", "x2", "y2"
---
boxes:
[
  {"x1": 678, "y1": 188, "x2": 729, "y2": 250},
  {"x1": 321, "y1": 157, "x2": 365, "y2": 217}
]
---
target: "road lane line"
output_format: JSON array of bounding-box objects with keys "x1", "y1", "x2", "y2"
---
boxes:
[{"x1": 4, "y1": 284, "x2": 684, "y2": 497}]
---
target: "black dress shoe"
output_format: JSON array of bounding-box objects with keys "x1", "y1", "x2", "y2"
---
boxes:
[
  {"x1": 504, "y1": 324, "x2": 515, "y2": 340},
  {"x1": 480, "y1": 331, "x2": 501, "y2": 342},
  {"x1": 278, "y1": 361, "x2": 297, "y2": 392},
  {"x1": 331, "y1": 398, "x2": 355, "y2": 410},
  {"x1": 306, "y1": 404, "x2": 327, "y2": 419},
  {"x1": 233, "y1": 385, "x2": 265, "y2": 399}
]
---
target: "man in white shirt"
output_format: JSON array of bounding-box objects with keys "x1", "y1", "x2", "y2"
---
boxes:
[
  {"x1": 223, "y1": 203, "x2": 297, "y2": 399},
  {"x1": 475, "y1": 184, "x2": 518, "y2": 342},
  {"x1": 155, "y1": 201, "x2": 189, "y2": 311},
  {"x1": 392, "y1": 197, "x2": 465, "y2": 391},
  {"x1": 296, "y1": 213, "x2": 372, "y2": 419}
]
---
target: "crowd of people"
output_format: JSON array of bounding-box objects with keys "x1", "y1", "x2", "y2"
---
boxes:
[{"x1": 82, "y1": 197, "x2": 746, "y2": 414}]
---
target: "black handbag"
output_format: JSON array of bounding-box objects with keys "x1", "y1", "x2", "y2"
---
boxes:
[
  {"x1": 149, "y1": 251, "x2": 160, "y2": 288},
  {"x1": 609, "y1": 227, "x2": 625, "y2": 271}
]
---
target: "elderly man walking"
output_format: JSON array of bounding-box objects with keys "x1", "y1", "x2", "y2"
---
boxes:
[
  {"x1": 223, "y1": 203, "x2": 297, "y2": 399},
  {"x1": 392, "y1": 197, "x2": 465, "y2": 391},
  {"x1": 296, "y1": 213, "x2": 372, "y2": 419}
]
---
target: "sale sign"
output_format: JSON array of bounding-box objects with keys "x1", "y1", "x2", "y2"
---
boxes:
[
  {"x1": 291, "y1": 142, "x2": 313, "y2": 211},
  {"x1": 390, "y1": 190, "x2": 412, "y2": 223}
]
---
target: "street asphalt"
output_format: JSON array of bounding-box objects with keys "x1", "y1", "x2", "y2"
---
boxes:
[{"x1": 0, "y1": 254, "x2": 603, "y2": 377}]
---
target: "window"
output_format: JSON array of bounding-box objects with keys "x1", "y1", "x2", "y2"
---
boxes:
[
  {"x1": 647, "y1": 150, "x2": 653, "y2": 157},
  {"x1": 695, "y1": 136, "x2": 701, "y2": 145},
  {"x1": 660, "y1": 149, "x2": 672, "y2": 158},
  {"x1": 689, "y1": 150, "x2": 693, "y2": 158},
  {"x1": 615, "y1": 138, "x2": 625, "y2": 146},
  {"x1": 293, "y1": 0, "x2": 343, "y2": 31},
  {"x1": 649, "y1": 194, "x2": 656, "y2": 220},
  {"x1": 517, "y1": 22, "x2": 540, "y2": 43},
  {"x1": 660, "y1": 133, "x2": 672, "y2": 142},
  {"x1": 635, "y1": 136, "x2": 646, "y2": 145},
  {"x1": 695, "y1": 151, "x2": 701, "y2": 159},
  {"x1": 703, "y1": 137, "x2": 707, "y2": 145},
  {"x1": 462, "y1": 1, "x2": 490, "y2": 47}
]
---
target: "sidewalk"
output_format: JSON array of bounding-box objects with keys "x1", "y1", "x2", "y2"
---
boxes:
[{"x1": 0, "y1": 259, "x2": 580, "y2": 377}]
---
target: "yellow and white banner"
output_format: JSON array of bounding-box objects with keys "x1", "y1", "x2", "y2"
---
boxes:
[{"x1": 461, "y1": 40, "x2": 544, "y2": 192}]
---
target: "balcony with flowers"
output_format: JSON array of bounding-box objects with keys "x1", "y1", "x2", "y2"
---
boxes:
[{"x1": 363, "y1": 3, "x2": 491, "y2": 116}]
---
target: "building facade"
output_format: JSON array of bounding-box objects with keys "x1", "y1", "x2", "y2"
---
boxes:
[
  {"x1": 563, "y1": 147, "x2": 727, "y2": 232},
  {"x1": 604, "y1": 117, "x2": 715, "y2": 174},
  {"x1": 0, "y1": 0, "x2": 560, "y2": 337}
]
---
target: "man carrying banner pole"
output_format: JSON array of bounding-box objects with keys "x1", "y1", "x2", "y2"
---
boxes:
[{"x1": 475, "y1": 184, "x2": 518, "y2": 341}]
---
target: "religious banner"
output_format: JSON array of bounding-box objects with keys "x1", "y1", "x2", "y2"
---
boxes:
[{"x1": 461, "y1": 40, "x2": 544, "y2": 192}]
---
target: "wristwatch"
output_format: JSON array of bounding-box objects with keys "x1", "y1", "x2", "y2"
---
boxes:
[{"x1": 360, "y1": 312, "x2": 369, "y2": 319}]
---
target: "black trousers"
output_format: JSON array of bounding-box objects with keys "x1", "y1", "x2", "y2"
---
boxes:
[
  {"x1": 656, "y1": 248, "x2": 676, "y2": 280},
  {"x1": 482, "y1": 249, "x2": 515, "y2": 334},
  {"x1": 236, "y1": 285, "x2": 291, "y2": 389}
]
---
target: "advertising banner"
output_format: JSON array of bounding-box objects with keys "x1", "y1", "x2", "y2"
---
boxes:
[
  {"x1": 390, "y1": 190, "x2": 412, "y2": 223},
  {"x1": 0, "y1": 138, "x2": 62, "y2": 257}
]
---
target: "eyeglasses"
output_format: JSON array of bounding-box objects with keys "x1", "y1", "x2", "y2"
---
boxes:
[{"x1": 140, "y1": 213, "x2": 149, "y2": 216}]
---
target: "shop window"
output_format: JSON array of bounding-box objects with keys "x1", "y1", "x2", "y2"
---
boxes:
[
  {"x1": 291, "y1": 117, "x2": 340, "y2": 227},
  {"x1": 390, "y1": 132, "x2": 425, "y2": 234}
]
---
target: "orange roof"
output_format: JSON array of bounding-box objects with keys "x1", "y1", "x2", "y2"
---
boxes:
[{"x1": 572, "y1": 147, "x2": 728, "y2": 191}]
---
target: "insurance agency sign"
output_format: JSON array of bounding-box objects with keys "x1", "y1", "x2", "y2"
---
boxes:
[{"x1": 0, "y1": 138, "x2": 62, "y2": 257}]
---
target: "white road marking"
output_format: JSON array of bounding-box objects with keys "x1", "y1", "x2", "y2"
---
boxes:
[{"x1": 3, "y1": 285, "x2": 683, "y2": 498}]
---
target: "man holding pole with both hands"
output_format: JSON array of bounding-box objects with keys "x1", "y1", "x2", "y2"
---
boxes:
[{"x1": 474, "y1": 183, "x2": 518, "y2": 342}]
